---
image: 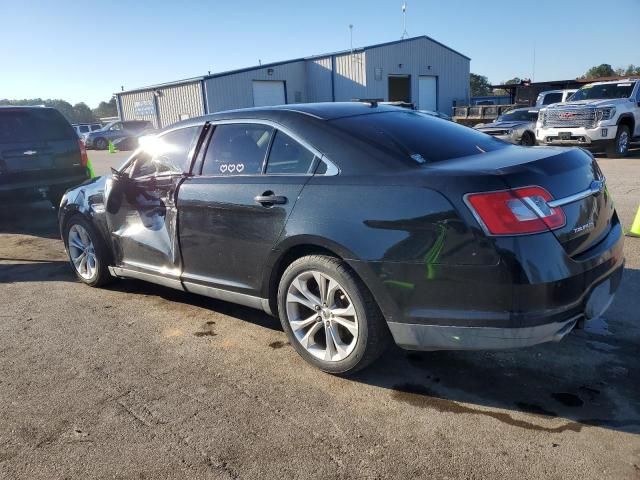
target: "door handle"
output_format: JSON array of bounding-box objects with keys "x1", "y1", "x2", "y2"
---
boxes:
[{"x1": 255, "y1": 191, "x2": 287, "y2": 206}]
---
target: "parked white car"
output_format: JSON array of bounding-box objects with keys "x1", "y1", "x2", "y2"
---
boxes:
[
  {"x1": 536, "y1": 79, "x2": 640, "y2": 157},
  {"x1": 535, "y1": 89, "x2": 577, "y2": 107}
]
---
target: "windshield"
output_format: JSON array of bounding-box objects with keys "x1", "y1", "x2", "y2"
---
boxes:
[
  {"x1": 497, "y1": 110, "x2": 538, "y2": 122},
  {"x1": 571, "y1": 82, "x2": 635, "y2": 101},
  {"x1": 331, "y1": 110, "x2": 507, "y2": 164}
]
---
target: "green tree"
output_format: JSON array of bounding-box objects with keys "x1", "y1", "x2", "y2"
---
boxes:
[
  {"x1": 624, "y1": 64, "x2": 640, "y2": 76},
  {"x1": 470, "y1": 73, "x2": 492, "y2": 97},
  {"x1": 72, "y1": 102, "x2": 96, "y2": 123},
  {"x1": 504, "y1": 77, "x2": 522, "y2": 85},
  {"x1": 583, "y1": 64, "x2": 615, "y2": 79},
  {"x1": 92, "y1": 98, "x2": 118, "y2": 119}
]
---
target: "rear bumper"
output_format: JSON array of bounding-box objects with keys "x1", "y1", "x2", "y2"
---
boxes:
[
  {"x1": 353, "y1": 219, "x2": 625, "y2": 351},
  {"x1": 0, "y1": 174, "x2": 89, "y2": 201}
]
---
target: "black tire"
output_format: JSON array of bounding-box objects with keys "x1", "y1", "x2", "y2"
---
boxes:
[
  {"x1": 94, "y1": 137, "x2": 108, "y2": 150},
  {"x1": 63, "y1": 215, "x2": 112, "y2": 287},
  {"x1": 520, "y1": 131, "x2": 536, "y2": 147},
  {"x1": 606, "y1": 125, "x2": 630, "y2": 158},
  {"x1": 277, "y1": 255, "x2": 390, "y2": 375}
]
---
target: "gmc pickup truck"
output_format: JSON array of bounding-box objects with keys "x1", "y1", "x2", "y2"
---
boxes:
[{"x1": 536, "y1": 79, "x2": 640, "y2": 157}]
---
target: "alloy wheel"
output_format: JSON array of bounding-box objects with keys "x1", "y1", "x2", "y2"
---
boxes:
[
  {"x1": 285, "y1": 270, "x2": 359, "y2": 362},
  {"x1": 68, "y1": 224, "x2": 97, "y2": 280}
]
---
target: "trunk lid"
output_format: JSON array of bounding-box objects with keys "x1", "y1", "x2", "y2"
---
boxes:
[{"x1": 430, "y1": 146, "x2": 614, "y2": 257}]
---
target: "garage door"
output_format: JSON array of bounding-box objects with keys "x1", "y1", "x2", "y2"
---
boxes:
[
  {"x1": 252, "y1": 81, "x2": 286, "y2": 107},
  {"x1": 418, "y1": 76, "x2": 437, "y2": 111}
]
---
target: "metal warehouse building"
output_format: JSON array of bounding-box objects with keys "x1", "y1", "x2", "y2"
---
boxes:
[{"x1": 115, "y1": 36, "x2": 470, "y2": 129}]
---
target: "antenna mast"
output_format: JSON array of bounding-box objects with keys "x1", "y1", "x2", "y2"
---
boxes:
[{"x1": 401, "y1": 2, "x2": 409, "y2": 39}]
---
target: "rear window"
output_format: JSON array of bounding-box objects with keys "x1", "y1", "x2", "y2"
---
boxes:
[
  {"x1": 542, "y1": 92, "x2": 562, "y2": 104},
  {"x1": 331, "y1": 111, "x2": 507, "y2": 164},
  {"x1": 0, "y1": 109, "x2": 76, "y2": 144}
]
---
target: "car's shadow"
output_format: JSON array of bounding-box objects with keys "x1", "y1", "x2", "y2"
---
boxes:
[
  {"x1": 2, "y1": 203, "x2": 639, "y2": 435},
  {"x1": 0, "y1": 201, "x2": 60, "y2": 239}
]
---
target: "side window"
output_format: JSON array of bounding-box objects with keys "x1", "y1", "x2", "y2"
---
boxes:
[
  {"x1": 130, "y1": 126, "x2": 200, "y2": 178},
  {"x1": 265, "y1": 130, "x2": 316, "y2": 175},
  {"x1": 201, "y1": 124, "x2": 272, "y2": 176},
  {"x1": 110, "y1": 123, "x2": 123, "y2": 131},
  {"x1": 79, "y1": 125, "x2": 90, "y2": 133}
]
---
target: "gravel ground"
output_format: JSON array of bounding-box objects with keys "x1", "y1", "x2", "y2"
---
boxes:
[{"x1": 1, "y1": 150, "x2": 639, "y2": 479}]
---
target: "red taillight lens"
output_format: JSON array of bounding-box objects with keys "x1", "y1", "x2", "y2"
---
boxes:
[
  {"x1": 465, "y1": 186, "x2": 566, "y2": 235},
  {"x1": 78, "y1": 139, "x2": 88, "y2": 168}
]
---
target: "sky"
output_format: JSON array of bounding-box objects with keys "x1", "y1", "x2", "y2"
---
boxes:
[{"x1": 1, "y1": 0, "x2": 638, "y2": 107}]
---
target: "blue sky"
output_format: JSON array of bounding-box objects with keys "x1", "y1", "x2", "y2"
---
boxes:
[{"x1": 1, "y1": 0, "x2": 638, "y2": 107}]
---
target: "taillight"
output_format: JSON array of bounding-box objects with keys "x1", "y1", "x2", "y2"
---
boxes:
[
  {"x1": 78, "y1": 139, "x2": 88, "y2": 168},
  {"x1": 465, "y1": 186, "x2": 566, "y2": 235}
]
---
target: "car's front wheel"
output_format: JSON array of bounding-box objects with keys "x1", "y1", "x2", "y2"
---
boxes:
[
  {"x1": 63, "y1": 216, "x2": 112, "y2": 287},
  {"x1": 277, "y1": 255, "x2": 389, "y2": 375},
  {"x1": 607, "y1": 125, "x2": 630, "y2": 158},
  {"x1": 94, "y1": 137, "x2": 108, "y2": 150},
  {"x1": 520, "y1": 131, "x2": 536, "y2": 146}
]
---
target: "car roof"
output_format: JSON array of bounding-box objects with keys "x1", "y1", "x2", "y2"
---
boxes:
[
  {"x1": 581, "y1": 79, "x2": 638, "y2": 86},
  {"x1": 169, "y1": 102, "x2": 405, "y2": 132},
  {"x1": 0, "y1": 105, "x2": 56, "y2": 111}
]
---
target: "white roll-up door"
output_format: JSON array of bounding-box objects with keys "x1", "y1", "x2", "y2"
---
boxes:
[
  {"x1": 252, "y1": 81, "x2": 286, "y2": 107},
  {"x1": 418, "y1": 76, "x2": 437, "y2": 111}
]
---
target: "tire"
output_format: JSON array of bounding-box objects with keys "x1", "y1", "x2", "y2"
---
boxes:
[
  {"x1": 63, "y1": 215, "x2": 112, "y2": 287},
  {"x1": 277, "y1": 255, "x2": 390, "y2": 375},
  {"x1": 520, "y1": 131, "x2": 536, "y2": 147},
  {"x1": 606, "y1": 125, "x2": 630, "y2": 158},
  {"x1": 94, "y1": 137, "x2": 108, "y2": 150}
]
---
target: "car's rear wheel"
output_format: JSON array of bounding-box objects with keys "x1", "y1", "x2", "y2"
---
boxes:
[
  {"x1": 520, "y1": 131, "x2": 536, "y2": 146},
  {"x1": 277, "y1": 255, "x2": 389, "y2": 375},
  {"x1": 64, "y1": 216, "x2": 112, "y2": 287},
  {"x1": 607, "y1": 125, "x2": 630, "y2": 158},
  {"x1": 94, "y1": 137, "x2": 108, "y2": 150}
]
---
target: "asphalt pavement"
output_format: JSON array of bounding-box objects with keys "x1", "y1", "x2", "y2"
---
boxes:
[{"x1": 0, "y1": 149, "x2": 639, "y2": 479}]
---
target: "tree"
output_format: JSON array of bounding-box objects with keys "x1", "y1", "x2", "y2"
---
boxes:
[
  {"x1": 583, "y1": 64, "x2": 615, "y2": 79},
  {"x1": 470, "y1": 73, "x2": 492, "y2": 97},
  {"x1": 624, "y1": 64, "x2": 640, "y2": 76},
  {"x1": 504, "y1": 77, "x2": 522, "y2": 85},
  {"x1": 92, "y1": 98, "x2": 118, "y2": 119},
  {"x1": 72, "y1": 102, "x2": 96, "y2": 123}
]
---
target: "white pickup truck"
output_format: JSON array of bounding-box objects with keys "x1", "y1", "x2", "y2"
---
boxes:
[{"x1": 536, "y1": 79, "x2": 640, "y2": 157}]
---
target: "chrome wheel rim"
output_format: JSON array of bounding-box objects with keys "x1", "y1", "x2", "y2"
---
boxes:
[
  {"x1": 286, "y1": 271, "x2": 359, "y2": 362},
  {"x1": 68, "y1": 224, "x2": 97, "y2": 280},
  {"x1": 618, "y1": 131, "x2": 629, "y2": 153}
]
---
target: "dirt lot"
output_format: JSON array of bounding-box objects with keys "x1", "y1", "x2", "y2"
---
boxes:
[{"x1": 1, "y1": 150, "x2": 639, "y2": 479}]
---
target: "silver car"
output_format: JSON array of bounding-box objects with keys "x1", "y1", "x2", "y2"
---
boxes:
[
  {"x1": 83, "y1": 120, "x2": 153, "y2": 150},
  {"x1": 474, "y1": 107, "x2": 539, "y2": 146}
]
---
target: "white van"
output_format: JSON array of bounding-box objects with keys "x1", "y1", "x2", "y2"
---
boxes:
[{"x1": 71, "y1": 123, "x2": 103, "y2": 138}]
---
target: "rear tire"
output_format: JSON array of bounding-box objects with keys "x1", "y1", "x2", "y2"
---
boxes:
[
  {"x1": 606, "y1": 125, "x2": 630, "y2": 158},
  {"x1": 94, "y1": 137, "x2": 108, "y2": 150},
  {"x1": 63, "y1": 215, "x2": 112, "y2": 287},
  {"x1": 277, "y1": 255, "x2": 390, "y2": 375},
  {"x1": 520, "y1": 131, "x2": 536, "y2": 147}
]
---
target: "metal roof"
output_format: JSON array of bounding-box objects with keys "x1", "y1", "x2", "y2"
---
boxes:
[{"x1": 116, "y1": 35, "x2": 470, "y2": 96}]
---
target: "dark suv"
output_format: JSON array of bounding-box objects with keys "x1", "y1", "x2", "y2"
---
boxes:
[
  {"x1": 0, "y1": 106, "x2": 89, "y2": 207},
  {"x1": 83, "y1": 120, "x2": 153, "y2": 150}
]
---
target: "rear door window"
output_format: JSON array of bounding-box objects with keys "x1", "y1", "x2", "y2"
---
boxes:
[
  {"x1": 201, "y1": 124, "x2": 272, "y2": 176},
  {"x1": 265, "y1": 130, "x2": 316, "y2": 175},
  {"x1": 331, "y1": 110, "x2": 507, "y2": 164},
  {"x1": 0, "y1": 109, "x2": 75, "y2": 144}
]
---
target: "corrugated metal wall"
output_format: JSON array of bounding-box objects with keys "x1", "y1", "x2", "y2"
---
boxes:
[
  {"x1": 119, "y1": 90, "x2": 157, "y2": 127},
  {"x1": 305, "y1": 57, "x2": 333, "y2": 102},
  {"x1": 362, "y1": 37, "x2": 469, "y2": 113},
  {"x1": 334, "y1": 52, "x2": 367, "y2": 101},
  {"x1": 119, "y1": 37, "x2": 470, "y2": 124},
  {"x1": 119, "y1": 81, "x2": 204, "y2": 129},
  {"x1": 157, "y1": 82, "x2": 204, "y2": 127},
  {"x1": 205, "y1": 61, "x2": 306, "y2": 113}
]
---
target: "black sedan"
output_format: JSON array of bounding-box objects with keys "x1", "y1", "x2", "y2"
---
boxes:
[{"x1": 58, "y1": 103, "x2": 624, "y2": 374}]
